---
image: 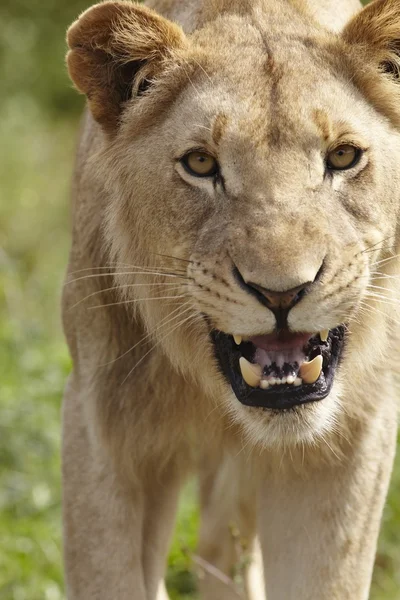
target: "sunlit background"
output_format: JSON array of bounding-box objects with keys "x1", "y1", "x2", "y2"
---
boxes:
[{"x1": 0, "y1": 1, "x2": 399, "y2": 599}]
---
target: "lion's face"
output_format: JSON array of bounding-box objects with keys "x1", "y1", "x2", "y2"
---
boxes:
[{"x1": 68, "y1": 0, "x2": 400, "y2": 447}]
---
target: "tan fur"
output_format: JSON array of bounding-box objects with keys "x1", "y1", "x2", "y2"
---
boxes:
[
  {"x1": 67, "y1": 2, "x2": 187, "y2": 131},
  {"x1": 62, "y1": 0, "x2": 400, "y2": 598}
]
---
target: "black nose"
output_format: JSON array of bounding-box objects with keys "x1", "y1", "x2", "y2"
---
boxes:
[{"x1": 233, "y1": 267, "x2": 313, "y2": 330}]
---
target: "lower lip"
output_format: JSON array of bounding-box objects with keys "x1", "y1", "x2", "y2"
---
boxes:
[{"x1": 238, "y1": 380, "x2": 330, "y2": 410}]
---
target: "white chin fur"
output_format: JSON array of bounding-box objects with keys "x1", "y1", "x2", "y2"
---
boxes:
[{"x1": 226, "y1": 382, "x2": 343, "y2": 451}]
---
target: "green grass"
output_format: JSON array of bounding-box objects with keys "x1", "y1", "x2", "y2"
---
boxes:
[{"x1": 0, "y1": 0, "x2": 399, "y2": 598}]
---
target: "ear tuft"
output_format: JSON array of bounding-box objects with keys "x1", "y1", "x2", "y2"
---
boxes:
[{"x1": 66, "y1": 1, "x2": 186, "y2": 132}]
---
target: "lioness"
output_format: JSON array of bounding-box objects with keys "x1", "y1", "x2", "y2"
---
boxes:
[{"x1": 62, "y1": 0, "x2": 400, "y2": 598}]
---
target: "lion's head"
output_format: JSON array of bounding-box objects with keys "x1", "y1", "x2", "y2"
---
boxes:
[{"x1": 67, "y1": 0, "x2": 400, "y2": 448}]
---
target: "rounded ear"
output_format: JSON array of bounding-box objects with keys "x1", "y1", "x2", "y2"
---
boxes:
[
  {"x1": 66, "y1": 1, "x2": 187, "y2": 133},
  {"x1": 340, "y1": 0, "x2": 400, "y2": 127},
  {"x1": 342, "y1": 0, "x2": 400, "y2": 75}
]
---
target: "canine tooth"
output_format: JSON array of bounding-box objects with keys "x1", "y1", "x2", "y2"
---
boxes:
[
  {"x1": 286, "y1": 375, "x2": 295, "y2": 384},
  {"x1": 260, "y1": 380, "x2": 269, "y2": 389},
  {"x1": 281, "y1": 377, "x2": 287, "y2": 384},
  {"x1": 299, "y1": 355, "x2": 323, "y2": 384},
  {"x1": 239, "y1": 357, "x2": 261, "y2": 387},
  {"x1": 320, "y1": 330, "x2": 329, "y2": 343},
  {"x1": 233, "y1": 335, "x2": 242, "y2": 345},
  {"x1": 294, "y1": 377, "x2": 302, "y2": 386}
]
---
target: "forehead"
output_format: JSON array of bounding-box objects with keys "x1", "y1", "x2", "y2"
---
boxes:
[
  {"x1": 191, "y1": 12, "x2": 336, "y2": 90},
  {"x1": 172, "y1": 14, "x2": 372, "y2": 147}
]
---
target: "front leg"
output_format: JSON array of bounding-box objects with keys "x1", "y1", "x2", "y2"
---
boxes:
[
  {"x1": 62, "y1": 377, "x2": 181, "y2": 600},
  {"x1": 258, "y1": 405, "x2": 397, "y2": 600},
  {"x1": 197, "y1": 452, "x2": 265, "y2": 600}
]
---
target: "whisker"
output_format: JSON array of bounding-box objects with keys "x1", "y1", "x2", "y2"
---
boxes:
[
  {"x1": 356, "y1": 272, "x2": 400, "y2": 283},
  {"x1": 362, "y1": 246, "x2": 396, "y2": 255},
  {"x1": 358, "y1": 271, "x2": 396, "y2": 280},
  {"x1": 366, "y1": 284, "x2": 397, "y2": 293},
  {"x1": 360, "y1": 297, "x2": 391, "y2": 309},
  {"x1": 370, "y1": 253, "x2": 400, "y2": 268},
  {"x1": 88, "y1": 294, "x2": 187, "y2": 310},
  {"x1": 358, "y1": 302, "x2": 400, "y2": 326},
  {"x1": 65, "y1": 271, "x2": 189, "y2": 286},
  {"x1": 67, "y1": 262, "x2": 188, "y2": 276},
  {"x1": 319, "y1": 433, "x2": 341, "y2": 462},
  {"x1": 361, "y1": 235, "x2": 396, "y2": 253},
  {"x1": 68, "y1": 282, "x2": 186, "y2": 312},
  {"x1": 122, "y1": 263, "x2": 188, "y2": 275},
  {"x1": 98, "y1": 302, "x2": 194, "y2": 367},
  {"x1": 191, "y1": 58, "x2": 213, "y2": 83},
  {"x1": 180, "y1": 62, "x2": 201, "y2": 97},
  {"x1": 365, "y1": 291, "x2": 399, "y2": 302},
  {"x1": 204, "y1": 403, "x2": 223, "y2": 423},
  {"x1": 67, "y1": 265, "x2": 134, "y2": 276},
  {"x1": 151, "y1": 252, "x2": 193, "y2": 264},
  {"x1": 192, "y1": 123, "x2": 213, "y2": 132},
  {"x1": 364, "y1": 292, "x2": 400, "y2": 306},
  {"x1": 365, "y1": 286, "x2": 398, "y2": 296},
  {"x1": 121, "y1": 312, "x2": 201, "y2": 385},
  {"x1": 372, "y1": 274, "x2": 400, "y2": 281}
]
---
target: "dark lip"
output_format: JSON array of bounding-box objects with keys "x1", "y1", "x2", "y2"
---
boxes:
[{"x1": 211, "y1": 326, "x2": 346, "y2": 410}]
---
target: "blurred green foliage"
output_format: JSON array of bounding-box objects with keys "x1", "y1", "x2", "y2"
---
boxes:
[
  {"x1": 0, "y1": 0, "x2": 399, "y2": 599},
  {"x1": 0, "y1": 0, "x2": 89, "y2": 118}
]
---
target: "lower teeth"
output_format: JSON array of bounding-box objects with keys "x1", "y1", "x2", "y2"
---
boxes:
[
  {"x1": 299, "y1": 355, "x2": 323, "y2": 384},
  {"x1": 238, "y1": 352, "x2": 324, "y2": 389}
]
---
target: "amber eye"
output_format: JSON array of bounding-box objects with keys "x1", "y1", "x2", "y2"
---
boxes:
[
  {"x1": 181, "y1": 151, "x2": 219, "y2": 177},
  {"x1": 326, "y1": 144, "x2": 361, "y2": 171}
]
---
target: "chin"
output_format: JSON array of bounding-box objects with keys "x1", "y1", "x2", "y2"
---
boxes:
[
  {"x1": 221, "y1": 381, "x2": 344, "y2": 452},
  {"x1": 206, "y1": 324, "x2": 347, "y2": 450}
]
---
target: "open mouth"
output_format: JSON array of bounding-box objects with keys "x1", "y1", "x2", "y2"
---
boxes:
[{"x1": 211, "y1": 326, "x2": 346, "y2": 410}]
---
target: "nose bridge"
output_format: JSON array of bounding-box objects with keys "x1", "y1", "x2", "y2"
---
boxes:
[{"x1": 233, "y1": 216, "x2": 327, "y2": 293}]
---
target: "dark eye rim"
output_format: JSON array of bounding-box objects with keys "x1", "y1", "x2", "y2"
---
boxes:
[
  {"x1": 326, "y1": 145, "x2": 363, "y2": 171},
  {"x1": 180, "y1": 150, "x2": 219, "y2": 178}
]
